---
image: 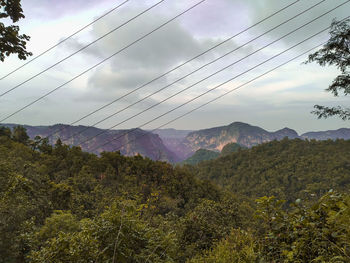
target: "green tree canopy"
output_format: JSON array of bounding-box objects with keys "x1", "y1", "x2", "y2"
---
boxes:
[
  {"x1": 0, "y1": 0, "x2": 32, "y2": 62},
  {"x1": 306, "y1": 18, "x2": 350, "y2": 120}
]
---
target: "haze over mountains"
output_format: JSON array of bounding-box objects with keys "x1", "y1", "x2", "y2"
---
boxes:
[
  {"x1": 2, "y1": 122, "x2": 350, "y2": 163},
  {"x1": 2, "y1": 123, "x2": 180, "y2": 163}
]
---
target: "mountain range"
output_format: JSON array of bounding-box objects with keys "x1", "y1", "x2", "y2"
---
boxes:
[
  {"x1": 2, "y1": 122, "x2": 350, "y2": 163},
  {"x1": 2, "y1": 123, "x2": 180, "y2": 163}
]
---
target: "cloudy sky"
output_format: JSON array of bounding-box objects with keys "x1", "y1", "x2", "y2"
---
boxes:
[{"x1": 0, "y1": 0, "x2": 349, "y2": 134}]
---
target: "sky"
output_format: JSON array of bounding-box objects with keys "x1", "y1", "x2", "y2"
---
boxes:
[{"x1": 0, "y1": 0, "x2": 349, "y2": 134}]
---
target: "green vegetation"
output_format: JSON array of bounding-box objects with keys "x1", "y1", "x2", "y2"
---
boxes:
[
  {"x1": 0, "y1": 0, "x2": 32, "y2": 62},
  {"x1": 181, "y1": 149, "x2": 220, "y2": 165},
  {"x1": 191, "y1": 192, "x2": 350, "y2": 263},
  {"x1": 1, "y1": 126, "x2": 350, "y2": 262},
  {"x1": 181, "y1": 142, "x2": 244, "y2": 165},
  {"x1": 306, "y1": 18, "x2": 350, "y2": 120},
  {"x1": 194, "y1": 138, "x2": 350, "y2": 203},
  {"x1": 220, "y1": 142, "x2": 244, "y2": 156}
]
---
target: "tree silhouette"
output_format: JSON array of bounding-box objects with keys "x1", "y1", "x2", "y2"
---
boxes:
[
  {"x1": 0, "y1": 0, "x2": 32, "y2": 62},
  {"x1": 306, "y1": 19, "x2": 350, "y2": 120}
]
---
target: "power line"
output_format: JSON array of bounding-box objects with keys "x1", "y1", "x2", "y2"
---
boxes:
[
  {"x1": 0, "y1": 0, "x2": 130, "y2": 81},
  {"x1": 79, "y1": 0, "x2": 345, "y2": 147},
  {"x1": 90, "y1": 14, "x2": 350, "y2": 153},
  {"x1": 67, "y1": 0, "x2": 326, "y2": 142},
  {"x1": 115, "y1": 41, "x2": 327, "y2": 154},
  {"x1": 0, "y1": 0, "x2": 166, "y2": 97},
  {"x1": 0, "y1": 0, "x2": 206, "y2": 123},
  {"x1": 45, "y1": 0, "x2": 302, "y2": 140}
]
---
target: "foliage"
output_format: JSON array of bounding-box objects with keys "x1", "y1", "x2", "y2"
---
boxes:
[
  {"x1": 181, "y1": 143, "x2": 245, "y2": 166},
  {"x1": 0, "y1": 126, "x2": 236, "y2": 262},
  {"x1": 1, "y1": 126, "x2": 349, "y2": 262},
  {"x1": 256, "y1": 191, "x2": 350, "y2": 262},
  {"x1": 194, "y1": 138, "x2": 350, "y2": 203},
  {"x1": 188, "y1": 229, "x2": 258, "y2": 263},
  {"x1": 181, "y1": 149, "x2": 220, "y2": 166},
  {"x1": 220, "y1": 142, "x2": 244, "y2": 156},
  {"x1": 29, "y1": 201, "x2": 177, "y2": 263},
  {"x1": 305, "y1": 18, "x2": 350, "y2": 120},
  {"x1": 176, "y1": 196, "x2": 252, "y2": 261},
  {"x1": 0, "y1": 0, "x2": 32, "y2": 62}
]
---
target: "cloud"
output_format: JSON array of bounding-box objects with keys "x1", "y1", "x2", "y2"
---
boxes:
[
  {"x1": 22, "y1": 0, "x2": 112, "y2": 20},
  {"x1": 4, "y1": 0, "x2": 349, "y2": 134},
  {"x1": 243, "y1": 0, "x2": 349, "y2": 47},
  {"x1": 64, "y1": 4, "x2": 235, "y2": 103}
]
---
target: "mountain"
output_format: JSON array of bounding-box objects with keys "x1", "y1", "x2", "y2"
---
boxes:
[
  {"x1": 152, "y1": 128, "x2": 193, "y2": 139},
  {"x1": 220, "y1": 142, "x2": 245, "y2": 156},
  {"x1": 181, "y1": 149, "x2": 220, "y2": 165},
  {"x1": 181, "y1": 143, "x2": 245, "y2": 165},
  {"x1": 152, "y1": 128, "x2": 193, "y2": 159},
  {"x1": 2, "y1": 124, "x2": 180, "y2": 163},
  {"x1": 3, "y1": 122, "x2": 350, "y2": 163},
  {"x1": 302, "y1": 128, "x2": 350, "y2": 140},
  {"x1": 272, "y1": 127, "x2": 300, "y2": 140},
  {"x1": 173, "y1": 123, "x2": 350, "y2": 160},
  {"x1": 180, "y1": 122, "x2": 300, "y2": 157},
  {"x1": 194, "y1": 138, "x2": 350, "y2": 203}
]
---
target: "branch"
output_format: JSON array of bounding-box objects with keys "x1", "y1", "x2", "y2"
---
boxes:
[{"x1": 312, "y1": 105, "x2": 350, "y2": 120}]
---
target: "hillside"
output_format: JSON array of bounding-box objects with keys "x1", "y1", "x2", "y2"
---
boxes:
[
  {"x1": 181, "y1": 142, "x2": 245, "y2": 165},
  {"x1": 3, "y1": 122, "x2": 350, "y2": 163},
  {"x1": 1, "y1": 126, "x2": 350, "y2": 262},
  {"x1": 181, "y1": 149, "x2": 220, "y2": 165},
  {"x1": 2, "y1": 123, "x2": 180, "y2": 163},
  {"x1": 180, "y1": 122, "x2": 299, "y2": 156},
  {"x1": 0, "y1": 126, "x2": 236, "y2": 262},
  {"x1": 302, "y1": 128, "x2": 350, "y2": 140},
  {"x1": 172, "y1": 122, "x2": 349, "y2": 160},
  {"x1": 152, "y1": 128, "x2": 193, "y2": 160},
  {"x1": 220, "y1": 142, "x2": 245, "y2": 156},
  {"x1": 193, "y1": 138, "x2": 350, "y2": 202}
]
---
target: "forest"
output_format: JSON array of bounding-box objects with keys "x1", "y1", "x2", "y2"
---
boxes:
[
  {"x1": 1, "y1": 3, "x2": 350, "y2": 261},
  {"x1": 1, "y1": 126, "x2": 350, "y2": 263}
]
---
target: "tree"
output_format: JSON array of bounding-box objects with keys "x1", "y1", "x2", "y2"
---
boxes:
[
  {"x1": 188, "y1": 229, "x2": 257, "y2": 263},
  {"x1": 12, "y1": 125, "x2": 29, "y2": 144},
  {"x1": 305, "y1": 18, "x2": 350, "y2": 120},
  {"x1": 256, "y1": 192, "x2": 350, "y2": 262},
  {"x1": 0, "y1": 0, "x2": 32, "y2": 62}
]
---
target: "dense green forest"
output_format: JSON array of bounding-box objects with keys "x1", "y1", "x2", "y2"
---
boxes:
[
  {"x1": 181, "y1": 143, "x2": 244, "y2": 165},
  {"x1": 192, "y1": 138, "x2": 350, "y2": 203},
  {"x1": 1, "y1": 126, "x2": 350, "y2": 262},
  {"x1": 181, "y1": 149, "x2": 220, "y2": 165}
]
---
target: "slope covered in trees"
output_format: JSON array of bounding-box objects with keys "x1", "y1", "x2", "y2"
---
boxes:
[
  {"x1": 181, "y1": 149, "x2": 220, "y2": 165},
  {"x1": 180, "y1": 142, "x2": 244, "y2": 165},
  {"x1": 193, "y1": 138, "x2": 350, "y2": 203},
  {"x1": 1, "y1": 126, "x2": 350, "y2": 262},
  {"x1": 0, "y1": 126, "x2": 249, "y2": 262}
]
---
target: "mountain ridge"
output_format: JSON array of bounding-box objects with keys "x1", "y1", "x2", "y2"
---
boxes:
[
  {"x1": 1, "y1": 123, "x2": 180, "y2": 163},
  {"x1": 168, "y1": 122, "x2": 350, "y2": 160},
  {"x1": 2, "y1": 122, "x2": 349, "y2": 163}
]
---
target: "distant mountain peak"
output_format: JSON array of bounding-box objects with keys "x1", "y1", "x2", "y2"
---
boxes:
[
  {"x1": 302, "y1": 128, "x2": 350, "y2": 140},
  {"x1": 229, "y1": 121, "x2": 252, "y2": 127},
  {"x1": 0, "y1": 123, "x2": 180, "y2": 163},
  {"x1": 273, "y1": 127, "x2": 299, "y2": 139}
]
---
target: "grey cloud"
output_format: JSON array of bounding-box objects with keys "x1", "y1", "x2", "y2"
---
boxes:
[
  {"x1": 244, "y1": 0, "x2": 349, "y2": 47},
  {"x1": 88, "y1": 66, "x2": 164, "y2": 92},
  {"x1": 22, "y1": 0, "x2": 111, "y2": 20},
  {"x1": 65, "y1": 4, "x2": 237, "y2": 101}
]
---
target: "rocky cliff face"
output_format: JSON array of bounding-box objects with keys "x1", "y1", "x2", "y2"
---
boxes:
[
  {"x1": 4, "y1": 122, "x2": 349, "y2": 163},
  {"x1": 2, "y1": 124, "x2": 180, "y2": 163},
  {"x1": 180, "y1": 122, "x2": 300, "y2": 156},
  {"x1": 152, "y1": 128, "x2": 193, "y2": 160}
]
